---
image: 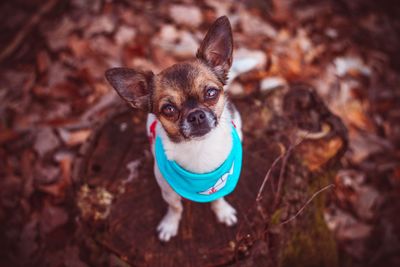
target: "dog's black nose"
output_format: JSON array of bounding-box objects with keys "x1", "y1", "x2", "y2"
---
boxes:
[{"x1": 187, "y1": 110, "x2": 206, "y2": 125}]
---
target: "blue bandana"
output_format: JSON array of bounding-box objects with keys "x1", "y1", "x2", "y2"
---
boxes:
[{"x1": 155, "y1": 125, "x2": 242, "y2": 203}]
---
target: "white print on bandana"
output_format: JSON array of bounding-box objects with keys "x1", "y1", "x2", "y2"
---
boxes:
[{"x1": 198, "y1": 162, "x2": 235, "y2": 195}]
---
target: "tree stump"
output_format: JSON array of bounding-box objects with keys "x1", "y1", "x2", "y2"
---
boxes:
[{"x1": 73, "y1": 85, "x2": 347, "y2": 266}]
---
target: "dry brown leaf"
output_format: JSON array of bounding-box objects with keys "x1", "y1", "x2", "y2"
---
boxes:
[
  {"x1": 169, "y1": 5, "x2": 203, "y2": 28},
  {"x1": 58, "y1": 129, "x2": 92, "y2": 146},
  {"x1": 68, "y1": 34, "x2": 91, "y2": 59},
  {"x1": 298, "y1": 137, "x2": 344, "y2": 171},
  {"x1": 33, "y1": 127, "x2": 60, "y2": 157},
  {"x1": 38, "y1": 156, "x2": 72, "y2": 199}
]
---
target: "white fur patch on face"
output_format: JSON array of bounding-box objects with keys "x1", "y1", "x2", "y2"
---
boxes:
[
  {"x1": 205, "y1": 109, "x2": 217, "y2": 126},
  {"x1": 180, "y1": 119, "x2": 191, "y2": 138}
]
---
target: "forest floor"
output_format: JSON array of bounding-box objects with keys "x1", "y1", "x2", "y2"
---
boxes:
[{"x1": 1, "y1": 0, "x2": 400, "y2": 266}]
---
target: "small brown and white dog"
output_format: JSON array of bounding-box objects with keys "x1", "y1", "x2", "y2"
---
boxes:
[{"x1": 106, "y1": 16, "x2": 242, "y2": 242}]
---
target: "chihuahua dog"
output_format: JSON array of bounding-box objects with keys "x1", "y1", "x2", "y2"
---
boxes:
[{"x1": 106, "y1": 16, "x2": 243, "y2": 242}]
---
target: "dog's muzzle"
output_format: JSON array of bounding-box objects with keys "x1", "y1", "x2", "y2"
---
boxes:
[{"x1": 180, "y1": 109, "x2": 217, "y2": 138}]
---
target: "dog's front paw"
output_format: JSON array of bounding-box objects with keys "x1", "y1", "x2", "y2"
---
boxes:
[
  {"x1": 157, "y1": 212, "x2": 180, "y2": 242},
  {"x1": 212, "y1": 199, "x2": 237, "y2": 226}
]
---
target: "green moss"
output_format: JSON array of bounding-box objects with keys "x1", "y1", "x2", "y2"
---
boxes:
[
  {"x1": 280, "y1": 211, "x2": 338, "y2": 267},
  {"x1": 270, "y1": 208, "x2": 283, "y2": 226},
  {"x1": 279, "y1": 172, "x2": 338, "y2": 267}
]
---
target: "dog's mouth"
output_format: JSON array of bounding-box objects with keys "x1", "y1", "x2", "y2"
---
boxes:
[{"x1": 188, "y1": 126, "x2": 212, "y2": 138}]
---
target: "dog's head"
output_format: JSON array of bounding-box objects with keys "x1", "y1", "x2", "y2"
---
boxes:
[{"x1": 106, "y1": 16, "x2": 233, "y2": 142}]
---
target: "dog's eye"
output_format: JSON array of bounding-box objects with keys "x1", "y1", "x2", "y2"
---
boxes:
[
  {"x1": 205, "y1": 87, "x2": 219, "y2": 99},
  {"x1": 161, "y1": 104, "x2": 177, "y2": 117}
]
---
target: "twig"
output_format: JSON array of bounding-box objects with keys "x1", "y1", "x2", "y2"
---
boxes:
[
  {"x1": 272, "y1": 146, "x2": 291, "y2": 205},
  {"x1": 255, "y1": 154, "x2": 284, "y2": 202},
  {"x1": 0, "y1": 0, "x2": 58, "y2": 62},
  {"x1": 272, "y1": 137, "x2": 303, "y2": 208},
  {"x1": 256, "y1": 135, "x2": 303, "y2": 203},
  {"x1": 279, "y1": 184, "x2": 335, "y2": 225}
]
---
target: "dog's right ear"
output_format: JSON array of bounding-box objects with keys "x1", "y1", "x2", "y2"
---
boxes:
[
  {"x1": 196, "y1": 16, "x2": 233, "y2": 84},
  {"x1": 105, "y1": 68, "x2": 154, "y2": 110}
]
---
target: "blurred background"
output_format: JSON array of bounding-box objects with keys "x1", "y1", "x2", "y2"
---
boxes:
[{"x1": 1, "y1": 0, "x2": 400, "y2": 266}]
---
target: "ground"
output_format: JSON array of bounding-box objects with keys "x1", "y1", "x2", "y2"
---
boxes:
[{"x1": 1, "y1": 0, "x2": 400, "y2": 266}]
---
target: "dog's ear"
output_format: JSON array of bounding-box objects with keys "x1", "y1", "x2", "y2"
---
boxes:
[
  {"x1": 196, "y1": 16, "x2": 233, "y2": 84},
  {"x1": 105, "y1": 68, "x2": 154, "y2": 110}
]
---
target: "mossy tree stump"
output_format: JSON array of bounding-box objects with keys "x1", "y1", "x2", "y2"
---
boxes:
[{"x1": 73, "y1": 85, "x2": 347, "y2": 266}]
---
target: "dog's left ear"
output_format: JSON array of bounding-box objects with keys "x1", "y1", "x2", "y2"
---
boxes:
[
  {"x1": 105, "y1": 68, "x2": 154, "y2": 110},
  {"x1": 196, "y1": 16, "x2": 233, "y2": 84}
]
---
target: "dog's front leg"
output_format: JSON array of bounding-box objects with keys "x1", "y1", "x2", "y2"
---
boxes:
[
  {"x1": 211, "y1": 197, "x2": 237, "y2": 226},
  {"x1": 154, "y1": 164, "x2": 183, "y2": 242}
]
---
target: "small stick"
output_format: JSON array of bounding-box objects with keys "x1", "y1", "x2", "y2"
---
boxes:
[
  {"x1": 272, "y1": 146, "x2": 291, "y2": 205},
  {"x1": 256, "y1": 136, "x2": 303, "y2": 203},
  {"x1": 279, "y1": 184, "x2": 335, "y2": 225},
  {"x1": 256, "y1": 154, "x2": 283, "y2": 202},
  {"x1": 273, "y1": 137, "x2": 303, "y2": 208}
]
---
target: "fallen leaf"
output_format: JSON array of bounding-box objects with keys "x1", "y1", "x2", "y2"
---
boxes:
[
  {"x1": 228, "y1": 82, "x2": 245, "y2": 96},
  {"x1": 34, "y1": 162, "x2": 60, "y2": 185},
  {"x1": 260, "y1": 76, "x2": 287, "y2": 92},
  {"x1": 115, "y1": 25, "x2": 136, "y2": 45},
  {"x1": 44, "y1": 16, "x2": 77, "y2": 51},
  {"x1": 38, "y1": 154, "x2": 72, "y2": 199},
  {"x1": 229, "y1": 48, "x2": 267, "y2": 84},
  {"x1": 325, "y1": 207, "x2": 372, "y2": 258},
  {"x1": 334, "y1": 56, "x2": 371, "y2": 77},
  {"x1": 33, "y1": 127, "x2": 60, "y2": 157},
  {"x1": 85, "y1": 14, "x2": 116, "y2": 37},
  {"x1": 169, "y1": 5, "x2": 203, "y2": 28},
  {"x1": 240, "y1": 12, "x2": 277, "y2": 38},
  {"x1": 68, "y1": 34, "x2": 91, "y2": 59},
  {"x1": 58, "y1": 128, "x2": 92, "y2": 146},
  {"x1": 297, "y1": 137, "x2": 344, "y2": 171},
  {"x1": 153, "y1": 25, "x2": 199, "y2": 58},
  {"x1": 124, "y1": 159, "x2": 141, "y2": 183},
  {"x1": 348, "y1": 131, "x2": 388, "y2": 164},
  {"x1": 335, "y1": 169, "x2": 381, "y2": 220}
]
